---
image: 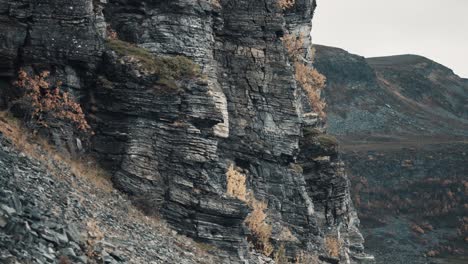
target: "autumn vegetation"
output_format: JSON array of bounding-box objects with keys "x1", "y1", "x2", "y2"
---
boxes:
[
  {"x1": 282, "y1": 33, "x2": 327, "y2": 117},
  {"x1": 325, "y1": 235, "x2": 341, "y2": 258},
  {"x1": 277, "y1": 0, "x2": 295, "y2": 10},
  {"x1": 14, "y1": 70, "x2": 91, "y2": 132},
  {"x1": 0, "y1": 111, "x2": 112, "y2": 192},
  {"x1": 226, "y1": 165, "x2": 273, "y2": 256}
]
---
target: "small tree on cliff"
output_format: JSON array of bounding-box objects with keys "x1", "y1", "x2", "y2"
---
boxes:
[{"x1": 14, "y1": 69, "x2": 91, "y2": 133}]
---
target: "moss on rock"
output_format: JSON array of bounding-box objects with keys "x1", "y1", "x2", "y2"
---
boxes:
[{"x1": 105, "y1": 39, "x2": 201, "y2": 87}]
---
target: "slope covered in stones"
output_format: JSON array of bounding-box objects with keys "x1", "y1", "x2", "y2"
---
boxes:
[{"x1": 0, "y1": 113, "x2": 222, "y2": 264}]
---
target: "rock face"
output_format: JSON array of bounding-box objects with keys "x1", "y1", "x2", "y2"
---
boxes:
[{"x1": 0, "y1": 0, "x2": 368, "y2": 263}]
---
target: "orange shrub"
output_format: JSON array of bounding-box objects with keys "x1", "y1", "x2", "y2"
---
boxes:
[
  {"x1": 294, "y1": 62, "x2": 326, "y2": 117},
  {"x1": 225, "y1": 165, "x2": 273, "y2": 256},
  {"x1": 14, "y1": 69, "x2": 91, "y2": 132},
  {"x1": 282, "y1": 33, "x2": 327, "y2": 118}
]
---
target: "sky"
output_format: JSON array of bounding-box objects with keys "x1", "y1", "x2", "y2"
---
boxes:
[{"x1": 312, "y1": 0, "x2": 468, "y2": 78}]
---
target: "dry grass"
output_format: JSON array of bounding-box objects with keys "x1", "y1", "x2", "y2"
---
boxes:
[
  {"x1": 245, "y1": 194, "x2": 274, "y2": 256},
  {"x1": 225, "y1": 165, "x2": 273, "y2": 256},
  {"x1": 282, "y1": 33, "x2": 305, "y2": 59},
  {"x1": 278, "y1": 227, "x2": 299, "y2": 242},
  {"x1": 282, "y1": 33, "x2": 327, "y2": 118},
  {"x1": 294, "y1": 62, "x2": 326, "y2": 118},
  {"x1": 69, "y1": 158, "x2": 113, "y2": 192},
  {"x1": 226, "y1": 164, "x2": 247, "y2": 201},
  {"x1": 277, "y1": 0, "x2": 295, "y2": 10},
  {"x1": 0, "y1": 111, "x2": 113, "y2": 192},
  {"x1": 325, "y1": 235, "x2": 341, "y2": 258}
]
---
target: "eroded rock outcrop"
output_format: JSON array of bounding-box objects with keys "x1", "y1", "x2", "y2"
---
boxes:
[{"x1": 0, "y1": 0, "x2": 369, "y2": 263}]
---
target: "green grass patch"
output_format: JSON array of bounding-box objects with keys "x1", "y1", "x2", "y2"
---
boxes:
[{"x1": 105, "y1": 39, "x2": 201, "y2": 88}]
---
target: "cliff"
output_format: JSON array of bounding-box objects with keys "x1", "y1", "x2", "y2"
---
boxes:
[{"x1": 0, "y1": 0, "x2": 369, "y2": 263}]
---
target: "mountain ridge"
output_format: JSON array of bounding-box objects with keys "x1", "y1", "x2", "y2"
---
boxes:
[{"x1": 314, "y1": 44, "x2": 468, "y2": 139}]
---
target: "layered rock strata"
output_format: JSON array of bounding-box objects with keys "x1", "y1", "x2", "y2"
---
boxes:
[{"x1": 0, "y1": 0, "x2": 369, "y2": 262}]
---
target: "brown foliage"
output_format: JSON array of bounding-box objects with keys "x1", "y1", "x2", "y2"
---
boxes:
[
  {"x1": 282, "y1": 33, "x2": 326, "y2": 118},
  {"x1": 58, "y1": 256, "x2": 72, "y2": 264},
  {"x1": 225, "y1": 165, "x2": 273, "y2": 256},
  {"x1": 245, "y1": 194, "x2": 274, "y2": 256},
  {"x1": 277, "y1": 0, "x2": 295, "y2": 10},
  {"x1": 411, "y1": 224, "x2": 425, "y2": 235},
  {"x1": 325, "y1": 235, "x2": 341, "y2": 258},
  {"x1": 226, "y1": 164, "x2": 247, "y2": 201},
  {"x1": 211, "y1": 0, "x2": 221, "y2": 8},
  {"x1": 294, "y1": 62, "x2": 327, "y2": 117},
  {"x1": 0, "y1": 111, "x2": 112, "y2": 192},
  {"x1": 282, "y1": 33, "x2": 306, "y2": 59},
  {"x1": 14, "y1": 69, "x2": 91, "y2": 132}
]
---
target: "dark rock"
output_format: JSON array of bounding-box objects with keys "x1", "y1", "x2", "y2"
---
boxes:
[{"x1": 0, "y1": 0, "x2": 370, "y2": 263}]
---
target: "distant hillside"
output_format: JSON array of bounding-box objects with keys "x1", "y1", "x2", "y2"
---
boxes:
[
  {"x1": 315, "y1": 46, "x2": 468, "y2": 263},
  {"x1": 314, "y1": 45, "x2": 468, "y2": 139}
]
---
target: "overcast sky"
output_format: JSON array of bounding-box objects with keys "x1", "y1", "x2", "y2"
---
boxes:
[{"x1": 312, "y1": 0, "x2": 468, "y2": 78}]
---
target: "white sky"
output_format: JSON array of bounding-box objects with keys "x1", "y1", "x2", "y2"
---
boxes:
[{"x1": 312, "y1": 0, "x2": 468, "y2": 78}]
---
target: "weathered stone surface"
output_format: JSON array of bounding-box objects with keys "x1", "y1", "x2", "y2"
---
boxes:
[{"x1": 0, "y1": 0, "x2": 369, "y2": 263}]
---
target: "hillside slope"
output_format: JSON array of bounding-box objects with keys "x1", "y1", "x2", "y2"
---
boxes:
[
  {"x1": 315, "y1": 45, "x2": 468, "y2": 264},
  {"x1": 0, "y1": 113, "x2": 222, "y2": 264},
  {"x1": 314, "y1": 45, "x2": 468, "y2": 138}
]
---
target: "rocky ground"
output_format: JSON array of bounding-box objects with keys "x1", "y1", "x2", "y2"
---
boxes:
[{"x1": 0, "y1": 114, "x2": 224, "y2": 264}]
